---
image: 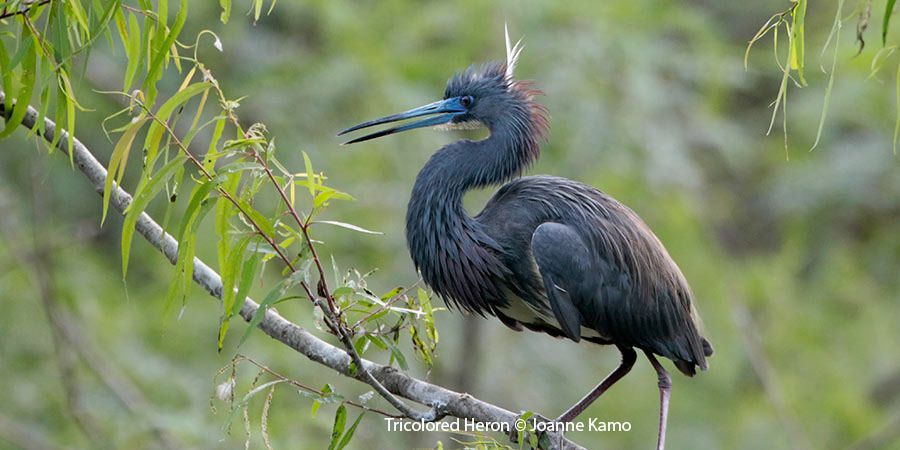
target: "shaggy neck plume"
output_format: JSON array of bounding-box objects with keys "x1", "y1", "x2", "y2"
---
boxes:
[{"x1": 405, "y1": 86, "x2": 548, "y2": 313}]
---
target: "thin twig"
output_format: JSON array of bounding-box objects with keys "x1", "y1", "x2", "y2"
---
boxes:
[
  {"x1": 120, "y1": 4, "x2": 158, "y2": 22},
  {"x1": 351, "y1": 279, "x2": 422, "y2": 330},
  {"x1": 233, "y1": 354, "x2": 402, "y2": 418},
  {"x1": 0, "y1": 0, "x2": 51, "y2": 20}
]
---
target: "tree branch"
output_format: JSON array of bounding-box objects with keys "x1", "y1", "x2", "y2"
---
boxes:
[
  {"x1": 0, "y1": 0, "x2": 51, "y2": 21},
  {"x1": 0, "y1": 92, "x2": 585, "y2": 450}
]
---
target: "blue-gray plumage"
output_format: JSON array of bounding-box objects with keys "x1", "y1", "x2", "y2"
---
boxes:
[{"x1": 338, "y1": 30, "x2": 712, "y2": 450}]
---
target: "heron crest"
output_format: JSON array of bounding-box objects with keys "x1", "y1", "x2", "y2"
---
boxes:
[{"x1": 504, "y1": 23, "x2": 524, "y2": 82}]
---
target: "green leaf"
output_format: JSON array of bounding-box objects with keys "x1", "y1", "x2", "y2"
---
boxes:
[
  {"x1": 218, "y1": 234, "x2": 252, "y2": 350},
  {"x1": 232, "y1": 242, "x2": 261, "y2": 317},
  {"x1": 35, "y1": 83, "x2": 51, "y2": 138},
  {"x1": 114, "y1": 7, "x2": 128, "y2": 45},
  {"x1": 409, "y1": 325, "x2": 432, "y2": 366},
  {"x1": 203, "y1": 117, "x2": 227, "y2": 171},
  {"x1": 302, "y1": 151, "x2": 315, "y2": 196},
  {"x1": 886, "y1": 0, "x2": 898, "y2": 45},
  {"x1": 238, "y1": 279, "x2": 290, "y2": 347},
  {"x1": 518, "y1": 411, "x2": 534, "y2": 450},
  {"x1": 328, "y1": 404, "x2": 347, "y2": 450},
  {"x1": 789, "y1": 0, "x2": 807, "y2": 86},
  {"x1": 218, "y1": 243, "x2": 260, "y2": 350},
  {"x1": 144, "y1": 81, "x2": 211, "y2": 166},
  {"x1": 216, "y1": 170, "x2": 241, "y2": 266},
  {"x1": 386, "y1": 339, "x2": 408, "y2": 370},
  {"x1": 895, "y1": 60, "x2": 900, "y2": 155},
  {"x1": 220, "y1": 0, "x2": 232, "y2": 23},
  {"x1": 353, "y1": 335, "x2": 370, "y2": 356},
  {"x1": 236, "y1": 198, "x2": 275, "y2": 237},
  {"x1": 103, "y1": 117, "x2": 148, "y2": 225},
  {"x1": 312, "y1": 220, "x2": 382, "y2": 235},
  {"x1": 123, "y1": 13, "x2": 142, "y2": 91},
  {"x1": 518, "y1": 411, "x2": 539, "y2": 449},
  {"x1": 313, "y1": 188, "x2": 355, "y2": 209},
  {"x1": 380, "y1": 286, "x2": 403, "y2": 301},
  {"x1": 178, "y1": 178, "x2": 218, "y2": 241},
  {"x1": 51, "y1": 85, "x2": 65, "y2": 149},
  {"x1": 336, "y1": 412, "x2": 364, "y2": 450},
  {"x1": 253, "y1": 0, "x2": 264, "y2": 23},
  {"x1": 163, "y1": 233, "x2": 195, "y2": 316},
  {"x1": 145, "y1": 0, "x2": 188, "y2": 104},
  {"x1": 60, "y1": 70, "x2": 77, "y2": 165},
  {"x1": 217, "y1": 161, "x2": 263, "y2": 175},
  {"x1": 811, "y1": 0, "x2": 844, "y2": 152},
  {"x1": 222, "y1": 137, "x2": 266, "y2": 151},
  {"x1": 164, "y1": 180, "x2": 216, "y2": 316},
  {"x1": 66, "y1": 0, "x2": 92, "y2": 34},
  {"x1": 0, "y1": 41, "x2": 15, "y2": 115},
  {"x1": 366, "y1": 334, "x2": 388, "y2": 350},
  {"x1": 183, "y1": 90, "x2": 209, "y2": 149},
  {"x1": 121, "y1": 154, "x2": 187, "y2": 276},
  {"x1": 0, "y1": 35, "x2": 36, "y2": 139}
]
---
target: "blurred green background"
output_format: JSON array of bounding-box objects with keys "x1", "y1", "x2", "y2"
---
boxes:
[{"x1": 1, "y1": 0, "x2": 899, "y2": 449}]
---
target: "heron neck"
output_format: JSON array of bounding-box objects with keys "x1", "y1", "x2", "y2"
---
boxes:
[
  {"x1": 406, "y1": 126, "x2": 537, "y2": 259},
  {"x1": 410, "y1": 124, "x2": 536, "y2": 212},
  {"x1": 404, "y1": 125, "x2": 539, "y2": 312}
]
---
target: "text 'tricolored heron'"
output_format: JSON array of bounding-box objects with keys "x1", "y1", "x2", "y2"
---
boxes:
[{"x1": 338, "y1": 28, "x2": 713, "y2": 450}]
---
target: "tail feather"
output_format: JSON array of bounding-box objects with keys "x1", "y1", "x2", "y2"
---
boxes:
[{"x1": 672, "y1": 336, "x2": 714, "y2": 377}]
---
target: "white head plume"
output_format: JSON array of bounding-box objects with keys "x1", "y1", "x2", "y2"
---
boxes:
[{"x1": 504, "y1": 23, "x2": 524, "y2": 82}]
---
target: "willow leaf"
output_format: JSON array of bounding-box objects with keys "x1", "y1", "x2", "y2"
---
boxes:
[
  {"x1": 145, "y1": 0, "x2": 188, "y2": 104},
  {"x1": 313, "y1": 220, "x2": 382, "y2": 235},
  {"x1": 165, "y1": 192, "x2": 215, "y2": 317},
  {"x1": 123, "y1": 13, "x2": 142, "y2": 91},
  {"x1": 218, "y1": 234, "x2": 252, "y2": 350},
  {"x1": 121, "y1": 154, "x2": 187, "y2": 276},
  {"x1": 103, "y1": 117, "x2": 147, "y2": 225},
  {"x1": 144, "y1": 81, "x2": 210, "y2": 165},
  {"x1": 885, "y1": 0, "x2": 898, "y2": 45},
  {"x1": 328, "y1": 404, "x2": 347, "y2": 450},
  {"x1": 0, "y1": 37, "x2": 36, "y2": 139},
  {"x1": 238, "y1": 279, "x2": 290, "y2": 347},
  {"x1": 220, "y1": 0, "x2": 231, "y2": 24}
]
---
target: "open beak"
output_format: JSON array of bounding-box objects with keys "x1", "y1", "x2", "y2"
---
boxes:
[{"x1": 337, "y1": 97, "x2": 468, "y2": 145}]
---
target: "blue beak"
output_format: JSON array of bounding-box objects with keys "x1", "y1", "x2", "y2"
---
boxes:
[{"x1": 338, "y1": 97, "x2": 468, "y2": 144}]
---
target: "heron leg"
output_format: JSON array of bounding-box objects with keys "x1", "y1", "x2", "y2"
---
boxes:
[
  {"x1": 556, "y1": 345, "x2": 636, "y2": 423},
  {"x1": 643, "y1": 350, "x2": 672, "y2": 450}
]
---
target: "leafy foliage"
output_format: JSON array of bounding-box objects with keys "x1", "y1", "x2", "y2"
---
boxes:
[
  {"x1": 748, "y1": 0, "x2": 900, "y2": 154},
  {"x1": 0, "y1": 1, "x2": 441, "y2": 447}
]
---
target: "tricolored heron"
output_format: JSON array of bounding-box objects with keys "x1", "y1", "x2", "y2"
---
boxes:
[{"x1": 338, "y1": 28, "x2": 713, "y2": 450}]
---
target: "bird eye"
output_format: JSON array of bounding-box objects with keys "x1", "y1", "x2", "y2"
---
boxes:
[{"x1": 460, "y1": 96, "x2": 473, "y2": 107}]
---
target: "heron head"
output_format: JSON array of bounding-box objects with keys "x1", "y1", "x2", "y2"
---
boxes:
[{"x1": 338, "y1": 26, "x2": 546, "y2": 145}]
